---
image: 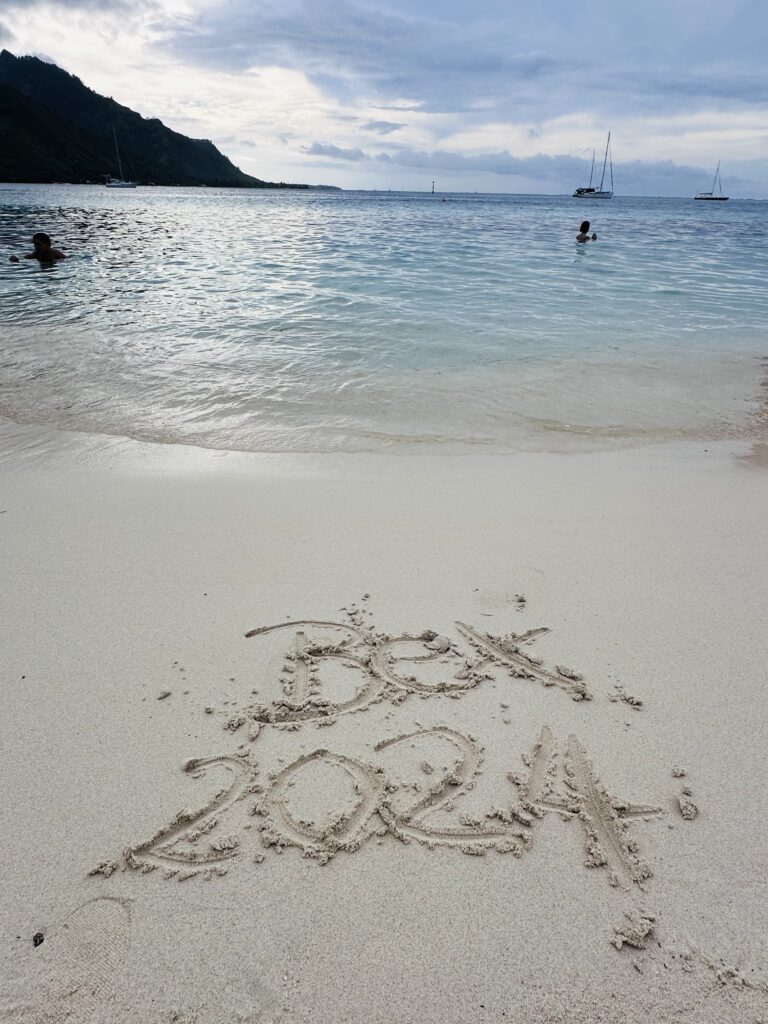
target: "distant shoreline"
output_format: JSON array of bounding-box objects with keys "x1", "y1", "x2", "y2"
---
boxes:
[
  {"x1": 0, "y1": 179, "x2": 345, "y2": 190},
  {"x1": 4, "y1": 183, "x2": 766, "y2": 198}
]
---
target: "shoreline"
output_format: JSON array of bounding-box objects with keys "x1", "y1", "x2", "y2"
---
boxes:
[
  {"x1": 0, "y1": 339, "x2": 765, "y2": 462},
  {"x1": 1, "y1": 409, "x2": 766, "y2": 473},
  {"x1": 2, "y1": 424, "x2": 767, "y2": 1021}
]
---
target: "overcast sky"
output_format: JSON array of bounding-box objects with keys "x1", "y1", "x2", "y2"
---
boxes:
[{"x1": 2, "y1": 0, "x2": 767, "y2": 194}]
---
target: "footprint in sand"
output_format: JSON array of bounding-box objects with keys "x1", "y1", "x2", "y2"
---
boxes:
[
  {"x1": 0, "y1": 895, "x2": 131, "y2": 1023},
  {"x1": 162, "y1": 987, "x2": 283, "y2": 1024}
]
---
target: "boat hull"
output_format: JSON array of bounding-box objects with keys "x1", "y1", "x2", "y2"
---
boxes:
[
  {"x1": 106, "y1": 182, "x2": 138, "y2": 188},
  {"x1": 694, "y1": 195, "x2": 728, "y2": 201},
  {"x1": 573, "y1": 190, "x2": 613, "y2": 198}
]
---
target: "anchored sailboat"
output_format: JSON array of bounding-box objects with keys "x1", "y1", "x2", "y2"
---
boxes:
[
  {"x1": 695, "y1": 161, "x2": 728, "y2": 201},
  {"x1": 574, "y1": 133, "x2": 613, "y2": 198},
  {"x1": 105, "y1": 127, "x2": 138, "y2": 188}
]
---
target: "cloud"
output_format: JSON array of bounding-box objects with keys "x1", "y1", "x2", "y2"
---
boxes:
[
  {"x1": 376, "y1": 147, "x2": 587, "y2": 179},
  {"x1": 162, "y1": 1, "x2": 561, "y2": 115},
  {"x1": 5, "y1": 0, "x2": 768, "y2": 194},
  {"x1": 30, "y1": 50, "x2": 58, "y2": 64},
  {"x1": 160, "y1": 0, "x2": 768, "y2": 124},
  {"x1": 599, "y1": 66, "x2": 768, "y2": 114},
  {"x1": 361, "y1": 119, "x2": 404, "y2": 135},
  {"x1": 307, "y1": 143, "x2": 590, "y2": 178},
  {"x1": 302, "y1": 140, "x2": 725, "y2": 194},
  {"x1": 0, "y1": 19, "x2": 12, "y2": 42},
  {"x1": 305, "y1": 141, "x2": 366, "y2": 161},
  {"x1": 215, "y1": 133, "x2": 258, "y2": 150},
  {"x1": 0, "y1": 0, "x2": 150, "y2": 7}
]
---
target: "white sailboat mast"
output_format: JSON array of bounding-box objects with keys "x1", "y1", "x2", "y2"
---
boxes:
[
  {"x1": 588, "y1": 149, "x2": 595, "y2": 189},
  {"x1": 113, "y1": 127, "x2": 124, "y2": 181},
  {"x1": 599, "y1": 132, "x2": 611, "y2": 191}
]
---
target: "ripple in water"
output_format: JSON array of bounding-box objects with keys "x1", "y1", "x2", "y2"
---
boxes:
[{"x1": 1, "y1": 186, "x2": 766, "y2": 453}]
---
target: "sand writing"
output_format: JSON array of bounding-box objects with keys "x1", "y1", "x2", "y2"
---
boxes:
[
  {"x1": 455, "y1": 622, "x2": 590, "y2": 701},
  {"x1": 237, "y1": 617, "x2": 591, "y2": 735},
  {"x1": 508, "y1": 726, "x2": 660, "y2": 888},
  {"x1": 100, "y1": 722, "x2": 661, "y2": 889},
  {"x1": 115, "y1": 756, "x2": 261, "y2": 881},
  {"x1": 92, "y1": 611, "x2": 672, "y2": 962},
  {"x1": 94, "y1": 617, "x2": 663, "y2": 882}
]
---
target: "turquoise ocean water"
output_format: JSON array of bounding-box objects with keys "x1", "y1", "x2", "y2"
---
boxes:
[{"x1": 0, "y1": 184, "x2": 766, "y2": 454}]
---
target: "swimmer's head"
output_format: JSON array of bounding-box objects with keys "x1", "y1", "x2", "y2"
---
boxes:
[
  {"x1": 579, "y1": 221, "x2": 590, "y2": 234},
  {"x1": 32, "y1": 232, "x2": 52, "y2": 254}
]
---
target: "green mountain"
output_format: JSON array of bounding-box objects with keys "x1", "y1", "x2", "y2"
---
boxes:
[{"x1": 0, "y1": 49, "x2": 308, "y2": 188}]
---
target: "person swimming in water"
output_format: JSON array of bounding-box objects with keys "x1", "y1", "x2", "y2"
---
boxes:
[
  {"x1": 9, "y1": 232, "x2": 66, "y2": 263},
  {"x1": 576, "y1": 220, "x2": 597, "y2": 243}
]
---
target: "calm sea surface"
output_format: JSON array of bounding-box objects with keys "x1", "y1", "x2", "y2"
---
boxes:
[{"x1": 1, "y1": 184, "x2": 766, "y2": 454}]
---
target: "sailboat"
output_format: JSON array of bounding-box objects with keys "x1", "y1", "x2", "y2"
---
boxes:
[
  {"x1": 573, "y1": 133, "x2": 613, "y2": 198},
  {"x1": 105, "y1": 127, "x2": 138, "y2": 188},
  {"x1": 694, "y1": 161, "x2": 728, "y2": 201}
]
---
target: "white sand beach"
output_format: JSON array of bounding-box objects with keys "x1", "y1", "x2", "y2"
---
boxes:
[{"x1": 1, "y1": 425, "x2": 767, "y2": 1023}]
